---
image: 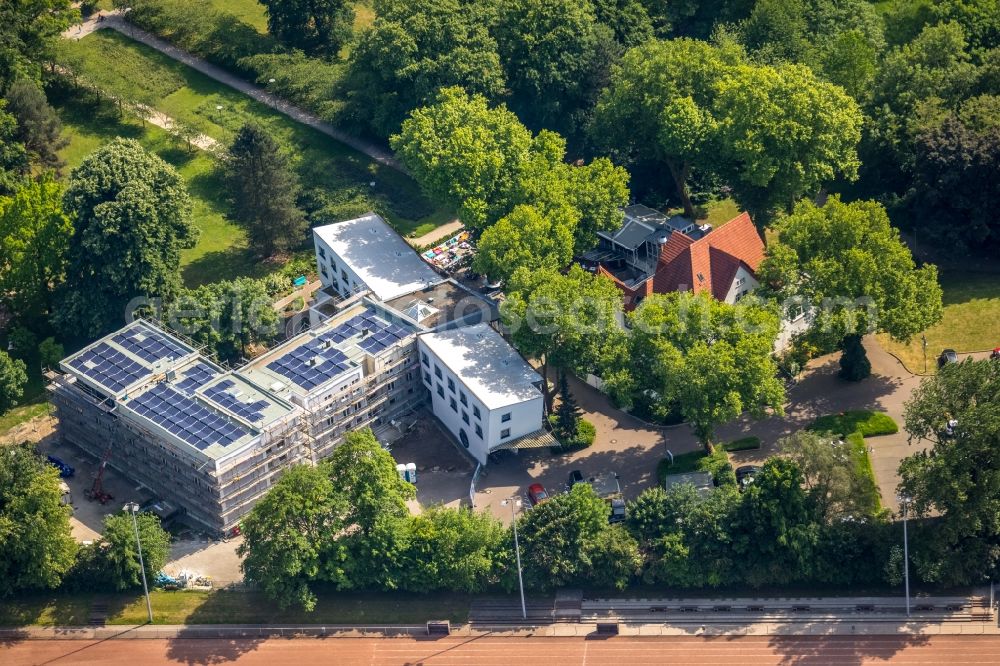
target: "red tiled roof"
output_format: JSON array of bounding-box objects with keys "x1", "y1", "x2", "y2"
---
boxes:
[{"x1": 652, "y1": 211, "x2": 764, "y2": 300}]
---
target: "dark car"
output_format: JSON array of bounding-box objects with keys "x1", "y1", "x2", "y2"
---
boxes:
[
  {"x1": 735, "y1": 465, "x2": 761, "y2": 491},
  {"x1": 567, "y1": 470, "x2": 584, "y2": 489},
  {"x1": 938, "y1": 349, "x2": 959, "y2": 367},
  {"x1": 990, "y1": 347, "x2": 1000, "y2": 361},
  {"x1": 527, "y1": 483, "x2": 549, "y2": 506},
  {"x1": 608, "y1": 497, "x2": 627, "y2": 524},
  {"x1": 46, "y1": 455, "x2": 75, "y2": 478}
]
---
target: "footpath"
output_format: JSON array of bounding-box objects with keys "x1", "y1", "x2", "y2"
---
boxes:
[{"x1": 63, "y1": 11, "x2": 403, "y2": 172}]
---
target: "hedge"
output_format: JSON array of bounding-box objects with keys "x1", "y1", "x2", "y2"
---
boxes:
[{"x1": 722, "y1": 436, "x2": 761, "y2": 451}]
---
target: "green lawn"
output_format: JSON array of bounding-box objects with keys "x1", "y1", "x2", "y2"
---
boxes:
[
  {"x1": 878, "y1": 271, "x2": 1000, "y2": 374},
  {"x1": 667, "y1": 198, "x2": 742, "y2": 228},
  {"x1": 55, "y1": 29, "x2": 447, "y2": 247},
  {"x1": 0, "y1": 589, "x2": 470, "y2": 626},
  {"x1": 53, "y1": 87, "x2": 262, "y2": 286},
  {"x1": 809, "y1": 411, "x2": 899, "y2": 438},
  {"x1": 0, "y1": 401, "x2": 49, "y2": 437},
  {"x1": 201, "y1": 0, "x2": 374, "y2": 38}
]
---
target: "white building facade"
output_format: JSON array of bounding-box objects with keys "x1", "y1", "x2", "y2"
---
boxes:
[{"x1": 417, "y1": 324, "x2": 545, "y2": 465}]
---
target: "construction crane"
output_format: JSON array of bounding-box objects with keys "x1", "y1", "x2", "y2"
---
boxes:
[{"x1": 85, "y1": 445, "x2": 114, "y2": 504}]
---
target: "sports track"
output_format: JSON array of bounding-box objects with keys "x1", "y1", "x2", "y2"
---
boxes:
[{"x1": 5, "y1": 635, "x2": 1000, "y2": 665}]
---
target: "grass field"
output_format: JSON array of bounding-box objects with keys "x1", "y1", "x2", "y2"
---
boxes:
[
  {"x1": 0, "y1": 401, "x2": 49, "y2": 438},
  {"x1": 0, "y1": 589, "x2": 470, "y2": 626},
  {"x1": 809, "y1": 411, "x2": 899, "y2": 438},
  {"x1": 202, "y1": 0, "x2": 375, "y2": 37},
  {"x1": 878, "y1": 271, "x2": 1000, "y2": 374},
  {"x1": 55, "y1": 29, "x2": 447, "y2": 248}
]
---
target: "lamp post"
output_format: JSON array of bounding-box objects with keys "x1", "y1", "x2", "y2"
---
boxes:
[
  {"x1": 124, "y1": 502, "x2": 153, "y2": 624},
  {"x1": 898, "y1": 495, "x2": 911, "y2": 617},
  {"x1": 501, "y1": 498, "x2": 527, "y2": 620},
  {"x1": 922, "y1": 334, "x2": 928, "y2": 374}
]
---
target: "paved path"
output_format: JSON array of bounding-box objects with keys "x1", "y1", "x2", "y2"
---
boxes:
[
  {"x1": 63, "y1": 11, "x2": 404, "y2": 172},
  {"x1": 272, "y1": 280, "x2": 322, "y2": 312},
  {"x1": 6, "y1": 635, "x2": 1000, "y2": 665},
  {"x1": 408, "y1": 220, "x2": 464, "y2": 248}
]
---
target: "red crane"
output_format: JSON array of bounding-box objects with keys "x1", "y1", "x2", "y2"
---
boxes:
[{"x1": 85, "y1": 446, "x2": 114, "y2": 504}]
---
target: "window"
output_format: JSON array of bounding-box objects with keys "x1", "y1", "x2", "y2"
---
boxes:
[
  {"x1": 475, "y1": 424, "x2": 483, "y2": 438},
  {"x1": 736, "y1": 276, "x2": 746, "y2": 287},
  {"x1": 421, "y1": 352, "x2": 429, "y2": 367},
  {"x1": 318, "y1": 247, "x2": 326, "y2": 259},
  {"x1": 447, "y1": 378, "x2": 455, "y2": 393},
  {"x1": 423, "y1": 372, "x2": 432, "y2": 386},
  {"x1": 473, "y1": 405, "x2": 481, "y2": 420},
  {"x1": 462, "y1": 411, "x2": 469, "y2": 424},
  {"x1": 434, "y1": 365, "x2": 442, "y2": 379},
  {"x1": 460, "y1": 392, "x2": 467, "y2": 406},
  {"x1": 450, "y1": 397, "x2": 457, "y2": 412},
  {"x1": 437, "y1": 385, "x2": 444, "y2": 398},
  {"x1": 320, "y1": 266, "x2": 328, "y2": 277},
  {"x1": 341, "y1": 269, "x2": 348, "y2": 281},
  {"x1": 501, "y1": 428, "x2": 511, "y2": 439},
  {"x1": 501, "y1": 412, "x2": 511, "y2": 423},
  {"x1": 329, "y1": 259, "x2": 337, "y2": 272}
]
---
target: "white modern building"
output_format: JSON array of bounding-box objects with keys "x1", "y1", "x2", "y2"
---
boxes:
[
  {"x1": 417, "y1": 323, "x2": 546, "y2": 464},
  {"x1": 313, "y1": 212, "x2": 445, "y2": 301}
]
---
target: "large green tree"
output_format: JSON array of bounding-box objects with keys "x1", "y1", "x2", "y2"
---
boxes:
[
  {"x1": 98, "y1": 511, "x2": 171, "y2": 592},
  {"x1": 758, "y1": 196, "x2": 943, "y2": 370},
  {"x1": 0, "y1": 174, "x2": 72, "y2": 318},
  {"x1": 627, "y1": 291, "x2": 785, "y2": 450},
  {"x1": 0, "y1": 350, "x2": 28, "y2": 414},
  {"x1": 238, "y1": 464, "x2": 344, "y2": 611},
  {"x1": 225, "y1": 123, "x2": 306, "y2": 258},
  {"x1": 897, "y1": 359, "x2": 1000, "y2": 586},
  {"x1": 0, "y1": 0, "x2": 76, "y2": 92},
  {"x1": 344, "y1": 0, "x2": 505, "y2": 138},
  {"x1": 0, "y1": 443, "x2": 77, "y2": 596},
  {"x1": 473, "y1": 204, "x2": 576, "y2": 285},
  {"x1": 56, "y1": 138, "x2": 198, "y2": 337},
  {"x1": 502, "y1": 265, "x2": 625, "y2": 409},
  {"x1": 258, "y1": 0, "x2": 354, "y2": 57},
  {"x1": 0, "y1": 100, "x2": 28, "y2": 194}
]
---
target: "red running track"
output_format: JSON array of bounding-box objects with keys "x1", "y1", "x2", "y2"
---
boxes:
[{"x1": 5, "y1": 635, "x2": 1000, "y2": 666}]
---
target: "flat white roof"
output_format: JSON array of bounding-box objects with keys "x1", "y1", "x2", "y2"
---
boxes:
[
  {"x1": 313, "y1": 212, "x2": 444, "y2": 301},
  {"x1": 418, "y1": 323, "x2": 542, "y2": 410}
]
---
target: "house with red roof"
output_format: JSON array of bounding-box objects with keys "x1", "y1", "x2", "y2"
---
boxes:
[{"x1": 580, "y1": 205, "x2": 766, "y2": 310}]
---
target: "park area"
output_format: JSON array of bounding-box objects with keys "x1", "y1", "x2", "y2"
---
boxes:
[
  {"x1": 52, "y1": 27, "x2": 449, "y2": 286},
  {"x1": 878, "y1": 271, "x2": 1000, "y2": 374}
]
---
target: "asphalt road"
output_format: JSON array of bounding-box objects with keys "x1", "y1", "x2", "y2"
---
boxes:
[{"x1": 6, "y1": 635, "x2": 1000, "y2": 665}]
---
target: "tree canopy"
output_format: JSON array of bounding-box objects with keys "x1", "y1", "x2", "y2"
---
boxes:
[
  {"x1": 258, "y1": 0, "x2": 354, "y2": 58},
  {"x1": 56, "y1": 138, "x2": 198, "y2": 338},
  {"x1": 0, "y1": 350, "x2": 28, "y2": 414},
  {"x1": 97, "y1": 511, "x2": 171, "y2": 592}
]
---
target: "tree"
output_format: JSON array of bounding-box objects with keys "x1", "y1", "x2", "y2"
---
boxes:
[
  {"x1": 0, "y1": 0, "x2": 76, "y2": 92},
  {"x1": 473, "y1": 204, "x2": 576, "y2": 285},
  {"x1": 897, "y1": 359, "x2": 1000, "y2": 585},
  {"x1": 344, "y1": 0, "x2": 505, "y2": 138},
  {"x1": 98, "y1": 512, "x2": 170, "y2": 592},
  {"x1": 495, "y1": 0, "x2": 618, "y2": 137},
  {"x1": 166, "y1": 276, "x2": 285, "y2": 364},
  {"x1": 779, "y1": 429, "x2": 880, "y2": 522},
  {"x1": 392, "y1": 87, "x2": 534, "y2": 231},
  {"x1": 226, "y1": 123, "x2": 306, "y2": 258},
  {"x1": 730, "y1": 458, "x2": 820, "y2": 586},
  {"x1": 930, "y1": 0, "x2": 1000, "y2": 52},
  {"x1": 399, "y1": 507, "x2": 511, "y2": 593},
  {"x1": 592, "y1": 39, "x2": 743, "y2": 218},
  {"x1": 757, "y1": 196, "x2": 943, "y2": 373},
  {"x1": 838, "y1": 333, "x2": 872, "y2": 381},
  {"x1": 258, "y1": 0, "x2": 354, "y2": 58},
  {"x1": 553, "y1": 371, "x2": 582, "y2": 444},
  {"x1": 518, "y1": 483, "x2": 617, "y2": 590},
  {"x1": 713, "y1": 63, "x2": 862, "y2": 222},
  {"x1": 628, "y1": 291, "x2": 785, "y2": 451},
  {"x1": 502, "y1": 265, "x2": 624, "y2": 409},
  {"x1": 592, "y1": 0, "x2": 654, "y2": 47},
  {"x1": 238, "y1": 464, "x2": 343, "y2": 611},
  {"x1": 0, "y1": 351, "x2": 28, "y2": 414},
  {"x1": 0, "y1": 101, "x2": 28, "y2": 194},
  {"x1": 0, "y1": 174, "x2": 72, "y2": 318},
  {"x1": 38, "y1": 337, "x2": 64, "y2": 369},
  {"x1": 56, "y1": 139, "x2": 198, "y2": 338},
  {"x1": 0, "y1": 443, "x2": 77, "y2": 596},
  {"x1": 4, "y1": 79, "x2": 67, "y2": 172}
]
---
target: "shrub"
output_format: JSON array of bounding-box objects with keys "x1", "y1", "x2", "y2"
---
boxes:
[
  {"x1": 722, "y1": 436, "x2": 761, "y2": 451},
  {"x1": 809, "y1": 411, "x2": 899, "y2": 437},
  {"x1": 839, "y1": 333, "x2": 872, "y2": 381},
  {"x1": 656, "y1": 447, "x2": 734, "y2": 486},
  {"x1": 38, "y1": 338, "x2": 65, "y2": 369}
]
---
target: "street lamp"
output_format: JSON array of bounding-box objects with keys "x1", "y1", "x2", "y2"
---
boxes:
[
  {"x1": 501, "y1": 497, "x2": 527, "y2": 620},
  {"x1": 898, "y1": 495, "x2": 912, "y2": 617},
  {"x1": 922, "y1": 334, "x2": 928, "y2": 374},
  {"x1": 124, "y1": 502, "x2": 153, "y2": 624}
]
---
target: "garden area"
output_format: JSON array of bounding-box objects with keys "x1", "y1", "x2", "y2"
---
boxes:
[
  {"x1": 53, "y1": 28, "x2": 449, "y2": 274},
  {"x1": 878, "y1": 271, "x2": 1000, "y2": 374}
]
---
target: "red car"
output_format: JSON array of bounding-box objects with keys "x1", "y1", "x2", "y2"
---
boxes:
[{"x1": 527, "y1": 483, "x2": 549, "y2": 506}]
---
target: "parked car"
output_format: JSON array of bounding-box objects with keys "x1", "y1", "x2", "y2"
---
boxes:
[
  {"x1": 46, "y1": 455, "x2": 75, "y2": 478},
  {"x1": 938, "y1": 349, "x2": 959, "y2": 367},
  {"x1": 608, "y1": 497, "x2": 627, "y2": 524},
  {"x1": 990, "y1": 347, "x2": 1000, "y2": 360},
  {"x1": 567, "y1": 469, "x2": 584, "y2": 489},
  {"x1": 735, "y1": 465, "x2": 760, "y2": 491},
  {"x1": 527, "y1": 483, "x2": 549, "y2": 506}
]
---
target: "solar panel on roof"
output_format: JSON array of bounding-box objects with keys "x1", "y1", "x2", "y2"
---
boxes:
[
  {"x1": 69, "y1": 342, "x2": 150, "y2": 394},
  {"x1": 129, "y1": 384, "x2": 250, "y2": 450},
  {"x1": 112, "y1": 323, "x2": 189, "y2": 363},
  {"x1": 204, "y1": 382, "x2": 270, "y2": 423},
  {"x1": 174, "y1": 362, "x2": 219, "y2": 393}
]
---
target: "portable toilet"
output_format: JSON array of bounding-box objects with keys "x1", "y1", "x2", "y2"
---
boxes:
[
  {"x1": 396, "y1": 463, "x2": 407, "y2": 481},
  {"x1": 406, "y1": 462, "x2": 417, "y2": 485}
]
